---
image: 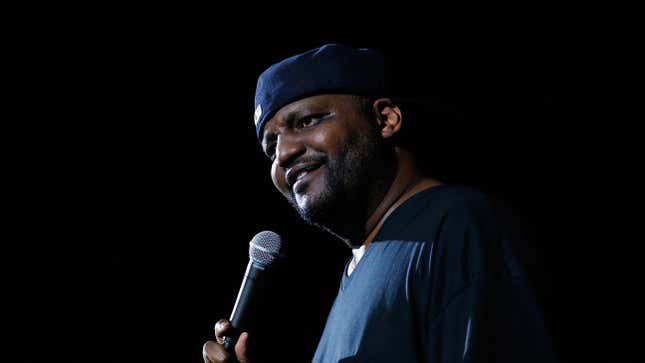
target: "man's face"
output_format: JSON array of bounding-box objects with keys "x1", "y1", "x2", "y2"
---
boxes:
[{"x1": 261, "y1": 94, "x2": 383, "y2": 227}]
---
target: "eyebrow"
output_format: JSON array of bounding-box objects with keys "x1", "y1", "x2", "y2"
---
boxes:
[
  {"x1": 283, "y1": 106, "x2": 314, "y2": 124},
  {"x1": 262, "y1": 104, "x2": 321, "y2": 145}
]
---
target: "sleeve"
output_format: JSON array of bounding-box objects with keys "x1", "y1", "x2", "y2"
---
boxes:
[{"x1": 424, "y1": 274, "x2": 559, "y2": 362}]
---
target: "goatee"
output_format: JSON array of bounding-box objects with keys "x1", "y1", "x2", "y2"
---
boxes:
[{"x1": 287, "y1": 129, "x2": 389, "y2": 241}]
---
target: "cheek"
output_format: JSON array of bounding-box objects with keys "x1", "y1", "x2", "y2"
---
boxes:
[
  {"x1": 313, "y1": 129, "x2": 328, "y2": 144},
  {"x1": 270, "y1": 162, "x2": 289, "y2": 196},
  {"x1": 310, "y1": 122, "x2": 346, "y2": 154}
]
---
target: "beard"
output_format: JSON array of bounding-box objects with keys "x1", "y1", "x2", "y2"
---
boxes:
[{"x1": 285, "y1": 126, "x2": 391, "y2": 241}]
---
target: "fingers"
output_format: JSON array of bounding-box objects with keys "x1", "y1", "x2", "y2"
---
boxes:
[
  {"x1": 235, "y1": 332, "x2": 250, "y2": 363},
  {"x1": 214, "y1": 319, "x2": 232, "y2": 344},
  {"x1": 208, "y1": 319, "x2": 251, "y2": 362},
  {"x1": 202, "y1": 340, "x2": 230, "y2": 363}
]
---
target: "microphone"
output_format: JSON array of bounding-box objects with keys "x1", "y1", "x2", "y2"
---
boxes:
[{"x1": 223, "y1": 230, "x2": 283, "y2": 352}]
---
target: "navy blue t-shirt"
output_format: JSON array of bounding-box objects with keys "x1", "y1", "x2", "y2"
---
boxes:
[{"x1": 312, "y1": 185, "x2": 557, "y2": 362}]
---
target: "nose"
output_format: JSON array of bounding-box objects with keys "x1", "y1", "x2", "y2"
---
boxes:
[{"x1": 276, "y1": 133, "x2": 305, "y2": 169}]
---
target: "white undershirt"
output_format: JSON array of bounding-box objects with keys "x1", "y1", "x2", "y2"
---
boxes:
[{"x1": 347, "y1": 245, "x2": 367, "y2": 276}]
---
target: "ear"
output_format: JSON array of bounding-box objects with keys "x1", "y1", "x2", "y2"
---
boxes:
[{"x1": 373, "y1": 98, "x2": 403, "y2": 139}]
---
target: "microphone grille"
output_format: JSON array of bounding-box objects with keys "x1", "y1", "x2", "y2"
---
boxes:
[{"x1": 249, "y1": 230, "x2": 283, "y2": 267}]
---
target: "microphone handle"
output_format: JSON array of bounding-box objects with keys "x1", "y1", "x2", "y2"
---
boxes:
[{"x1": 223, "y1": 260, "x2": 268, "y2": 352}]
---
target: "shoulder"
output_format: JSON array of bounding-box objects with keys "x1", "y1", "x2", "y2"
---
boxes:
[
  {"x1": 400, "y1": 184, "x2": 512, "y2": 232},
  {"x1": 425, "y1": 186, "x2": 539, "y2": 285},
  {"x1": 439, "y1": 186, "x2": 512, "y2": 235},
  {"x1": 379, "y1": 185, "x2": 511, "y2": 242},
  {"x1": 428, "y1": 184, "x2": 504, "y2": 214},
  {"x1": 381, "y1": 184, "x2": 519, "y2": 272},
  {"x1": 402, "y1": 184, "x2": 529, "y2": 276}
]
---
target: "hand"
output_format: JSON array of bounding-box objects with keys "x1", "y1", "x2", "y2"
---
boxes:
[{"x1": 203, "y1": 319, "x2": 251, "y2": 363}]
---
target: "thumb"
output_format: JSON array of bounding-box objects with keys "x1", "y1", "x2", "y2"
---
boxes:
[{"x1": 235, "y1": 332, "x2": 250, "y2": 363}]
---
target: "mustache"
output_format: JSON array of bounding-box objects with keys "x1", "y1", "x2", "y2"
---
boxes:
[
  {"x1": 285, "y1": 155, "x2": 328, "y2": 200},
  {"x1": 287, "y1": 155, "x2": 327, "y2": 169}
]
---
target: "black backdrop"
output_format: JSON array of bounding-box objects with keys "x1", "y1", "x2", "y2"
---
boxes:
[{"x1": 9, "y1": 16, "x2": 639, "y2": 363}]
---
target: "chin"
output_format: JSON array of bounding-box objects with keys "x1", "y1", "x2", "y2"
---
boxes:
[
  {"x1": 301, "y1": 202, "x2": 364, "y2": 244},
  {"x1": 300, "y1": 196, "x2": 358, "y2": 233},
  {"x1": 289, "y1": 190, "x2": 331, "y2": 224},
  {"x1": 294, "y1": 194, "x2": 326, "y2": 222}
]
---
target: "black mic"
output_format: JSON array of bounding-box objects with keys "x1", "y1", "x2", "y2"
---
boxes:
[{"x1": 223, "y1": 230, "x2": 283, "y2": 352}]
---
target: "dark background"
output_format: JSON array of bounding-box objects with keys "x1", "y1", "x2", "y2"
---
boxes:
[{"x1": 8, "y1": 13, "x2": 639, "y2": 363}]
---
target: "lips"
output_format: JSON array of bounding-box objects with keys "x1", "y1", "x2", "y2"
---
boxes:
[{"x1": 285, "y1": 162, "x2": 323, "y2": 191}]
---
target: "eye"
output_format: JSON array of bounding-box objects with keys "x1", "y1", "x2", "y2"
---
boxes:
[{"x1": 295, "y1": 113, "x2": 328, "y2": 129}]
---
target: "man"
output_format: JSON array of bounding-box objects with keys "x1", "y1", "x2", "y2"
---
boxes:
[{"x1": 203, "y1": 44, "x2": 557, "y2": 362}]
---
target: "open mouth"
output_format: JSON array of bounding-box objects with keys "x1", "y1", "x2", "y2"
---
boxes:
[{"x1": 291, "y1": 164, "x2": 323, "y2": 194}]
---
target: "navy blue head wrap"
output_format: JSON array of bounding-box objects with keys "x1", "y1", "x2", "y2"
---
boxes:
[{"x1": 253, "y1": 43, "x2": 387, "y2": 141}]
